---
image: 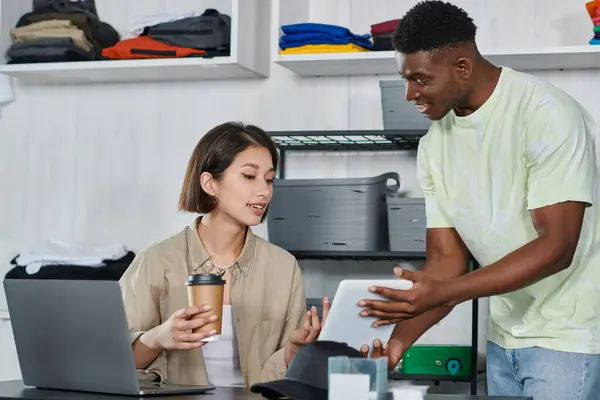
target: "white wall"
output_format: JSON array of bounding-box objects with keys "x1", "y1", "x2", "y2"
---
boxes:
[{"x1": 0, "y1": 0, "x2": 598, "y2": 383}]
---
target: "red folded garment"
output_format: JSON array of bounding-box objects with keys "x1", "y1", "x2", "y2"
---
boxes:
[
  {"x1": 101, "y1": 36, "x2": 206, "y2": 59},
  {"x1": 586, "y1": 0, "x2": 599, "y2": 19},
  {"x1": 370, "y1": 19, "x2": 400, "y2": 36}
]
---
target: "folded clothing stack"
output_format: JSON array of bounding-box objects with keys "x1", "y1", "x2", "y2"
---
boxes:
[
  {"x1": 5, "y1": 240, "x2": 135, "y2": 281},
  {"x1": 11, "y1": 240, "x2": 129, "y2": 275},
  {"x1": 102, "y1": 8, "x2": 230, "y2": 60},
  {"x1": 6, "y1": 3, "x2": 120, "y2": 64},
  {"x1": 370, "y1": 19, "x2": 400, "y2": 51},
  {"x1": 588, "y1": 0, "x2": 600, "y2": 45},
  {"x1": 279, "y1": 23, "x2": 372, "y2": 54}
]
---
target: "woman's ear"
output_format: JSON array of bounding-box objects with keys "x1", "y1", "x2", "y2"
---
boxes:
[{"x1": 200, "y1": 172, "x2": 216, "y2": 196}]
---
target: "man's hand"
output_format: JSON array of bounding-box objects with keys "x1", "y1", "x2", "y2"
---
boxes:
[
  {"x1": 359, "y1": 338, "x2": 388, "y2": 359},
  {"x1": 284, "y1": 297, "x2": 330, "y2": 366},
  {"x1": 358, "y1": 338, "x2": 406, "y2": 371},
  {"x1": 358, "y1": 267, "x2": 451, "y2": 326}
]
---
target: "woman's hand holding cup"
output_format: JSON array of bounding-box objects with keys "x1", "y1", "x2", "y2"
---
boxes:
[{"x1": 150, "y1": 305, "x2": 217, "y2": 351}]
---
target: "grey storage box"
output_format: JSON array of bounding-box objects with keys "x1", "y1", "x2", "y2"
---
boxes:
[
  {"x1": 386, "y1": 195, "x2": 426, "y2": 252},
  {"x1": 380, "y1": 80, "x2": 432, "y2": 130},
  {"x1": 267, "y1": 173, "x2": 400, "y2": 251}
]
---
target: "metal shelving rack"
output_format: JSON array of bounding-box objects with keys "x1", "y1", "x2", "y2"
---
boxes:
[
  {"x1": 268, "y1": 129, "x2": 480, "y2": 395},
  {"x1": 269, "y1": 129, "x2": 424, "y2": 178}
]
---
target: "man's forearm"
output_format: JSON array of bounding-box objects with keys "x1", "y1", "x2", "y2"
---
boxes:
[
  {"x1": 445, "y1": 234, "x2": 574, "y2": 306},
  {"x1": 391, "y1": 304, "x2": 454, "y2": 348},
  {"x1": 391, "y1": 258, "x2": 463, "y2": 346}
]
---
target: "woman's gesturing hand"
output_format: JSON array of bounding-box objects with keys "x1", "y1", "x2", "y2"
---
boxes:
[{"x1": 284, "y1": 297, "x2": 330, "y2": 366}]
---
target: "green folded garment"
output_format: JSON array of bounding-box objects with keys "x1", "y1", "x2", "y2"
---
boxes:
[{"x1": 595, "y1": 24, "x2": 600, "y2": 33}]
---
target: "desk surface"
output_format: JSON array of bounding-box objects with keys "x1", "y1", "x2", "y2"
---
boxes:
[{"x1": 0, "y1": 381, "x2": 532, "y2": 400}]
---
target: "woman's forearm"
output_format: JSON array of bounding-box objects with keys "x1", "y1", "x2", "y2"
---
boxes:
[{"x1": 133, "y1": 328, "x2": 163, "y2": 369}]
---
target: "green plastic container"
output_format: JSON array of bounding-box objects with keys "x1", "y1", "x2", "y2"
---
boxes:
[{"x1": 402, "y1": 345, "x2": 472, "y2": 377}]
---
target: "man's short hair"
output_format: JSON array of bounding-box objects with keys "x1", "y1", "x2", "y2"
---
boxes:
[{"x1": 393, "y1": 0, "x2": 477, "y2": 54}]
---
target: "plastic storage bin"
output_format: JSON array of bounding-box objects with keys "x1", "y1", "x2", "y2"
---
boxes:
[
  {"x1": 267, "y1": 173, "x2": 400, "y2": 251},
  {"x1": 386, "y1": 195, "x2": 426, "y2": 252},
  {"x1": 379, "y1": 80, "x2": 432, "y2": 130}
]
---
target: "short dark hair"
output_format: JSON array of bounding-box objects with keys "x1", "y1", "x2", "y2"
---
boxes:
[
  {"x1": 179, "y1": 121, "x2": 278, "y2": 220},
  {"x1": 393, "y1": 1, "x2": 477, "y2": 54}
]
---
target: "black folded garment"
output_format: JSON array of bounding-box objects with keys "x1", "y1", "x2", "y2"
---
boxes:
[
  {"x1": 4, "y1": 251, "x2": 135, "y2": 281},
  {"x1": 6, "y1": 37, "x2": 97, "y2": 64},
  {"x1": 372, "y1": 32, "x2": 394, "y2": 51}
]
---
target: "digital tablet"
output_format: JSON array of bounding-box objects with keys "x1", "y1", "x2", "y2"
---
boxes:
[{"x1": 318, "y1": 279, "x2": 413, "y2": 353}]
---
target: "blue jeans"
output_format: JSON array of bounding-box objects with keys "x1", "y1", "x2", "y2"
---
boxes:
[{"x1": 486, "y1": 341, "x2": 600, "y2": 399}]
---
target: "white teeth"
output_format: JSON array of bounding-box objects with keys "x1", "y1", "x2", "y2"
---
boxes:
[
  {"x1": 416, "y1": 103, "x2": 429, "y2": 113},
  {"x1": 250, "y1": 205, "x2": 264, "y2": 209}
]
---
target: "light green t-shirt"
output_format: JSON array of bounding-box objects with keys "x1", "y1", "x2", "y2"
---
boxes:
[{"x1": 417, "y1": 67, "x2": 600, "y2": 353}]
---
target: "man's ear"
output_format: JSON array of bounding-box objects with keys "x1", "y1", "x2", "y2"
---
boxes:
[{"x1": 455, "y1": 57, "x2": 473, "y2": 80}]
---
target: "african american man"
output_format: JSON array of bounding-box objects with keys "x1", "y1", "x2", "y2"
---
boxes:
[{"x1": 359, "y1": 1, "x2": 600, "y2": 399}]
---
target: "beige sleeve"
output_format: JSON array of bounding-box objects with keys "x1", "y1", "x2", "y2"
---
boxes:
[
  {"x1": 259, "y1": 259, "x2": 307, "y2": 383},
  {"x1": 119, "y1": 250, "x2": 168, "y2": 383}
]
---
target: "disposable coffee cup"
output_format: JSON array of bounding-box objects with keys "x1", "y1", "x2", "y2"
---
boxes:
[{"x1": 185, "y1": 273, "x2": 225, "y2": 342}]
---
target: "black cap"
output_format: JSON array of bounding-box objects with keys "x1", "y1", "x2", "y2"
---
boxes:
[
  {"x1": 184, "y1": 273, "x2": 225, "y2": 286},
  {"x1": 250, "y1": 341, "x2": 364, "y2": 400}
]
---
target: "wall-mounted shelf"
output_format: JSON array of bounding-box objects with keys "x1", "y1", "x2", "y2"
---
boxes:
[
  {"x1": 0, "y1": 0, "x2": 272, "y2": 85},
  {"x1": 275, "y1": 46, "x2": 600, "y2": 77},
  {"x1": 0, "y1": 57, "x2": 265, "y2": 85},
  {"x1": 275, "y1": 51, "x2": 397, "y2": 77}
]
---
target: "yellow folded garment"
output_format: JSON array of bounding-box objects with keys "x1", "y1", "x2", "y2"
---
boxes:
[{"x1": 280, "y1": 43, "x2": 370, "y2": 54}]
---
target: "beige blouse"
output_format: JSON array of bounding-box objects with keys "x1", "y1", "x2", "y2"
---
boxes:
[{"x1": 118, "y1": 217, "x2": 307, "y2": 387}]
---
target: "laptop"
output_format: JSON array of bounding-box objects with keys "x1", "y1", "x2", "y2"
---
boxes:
[{"x1": 3, "y1": 278, "x2": 215, "y2": 396}]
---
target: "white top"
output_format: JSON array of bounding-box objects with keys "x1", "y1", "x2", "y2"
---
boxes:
[
  {"x1": 202, "y1": 305, "x2": 245, "y2": 387},
  {"x1": 417, "y1": 66, "x2": 600, "y2": 353}
]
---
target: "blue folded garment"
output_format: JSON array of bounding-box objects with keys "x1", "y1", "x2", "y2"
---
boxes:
[
  {"x1": 280, "y1": 32, "x2": 367, "y2": 43},
  {"x1": 590, "y1": 38, "x2": 600, "y2": 45},
  {"x1": 279, "y1": 32, "x2": 373, "y2": 50},
  {"x1": 281, "y1": 23, "x2": 370, "y2": 41}
]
